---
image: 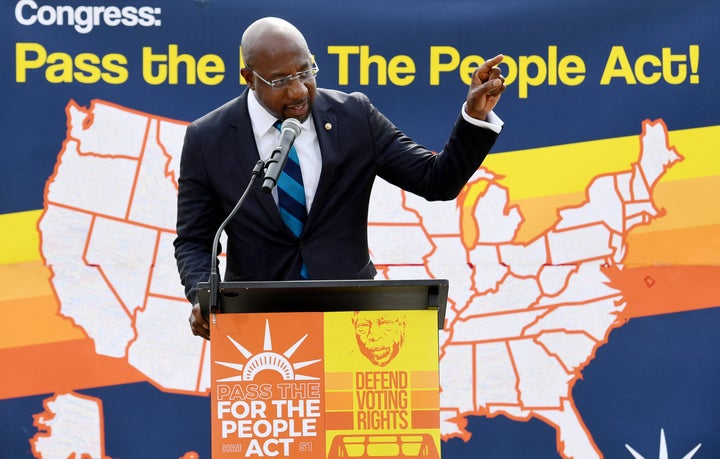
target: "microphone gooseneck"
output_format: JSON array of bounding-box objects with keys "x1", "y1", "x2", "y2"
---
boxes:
[{"x1": 207, "y1": 160, "x2": 265, "y2": 321}]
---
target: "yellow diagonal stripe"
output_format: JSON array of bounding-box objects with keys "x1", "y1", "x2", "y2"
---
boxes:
[
  {"x1": 0, "y1": 209, "x2": 43, "y2": 264},
  {"x1": 484, "y1": 124, "x2": 720, "y2": 200}
]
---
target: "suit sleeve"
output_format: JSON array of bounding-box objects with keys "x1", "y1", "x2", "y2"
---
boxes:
[
  {"x1": 369, "y1": 98, "x2": 499, "y2": 201},
  {"x1": 173, "y1": 123, "x2": 223, "y2": 305}
]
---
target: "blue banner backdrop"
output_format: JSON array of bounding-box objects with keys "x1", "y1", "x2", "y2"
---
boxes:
[{"x1": 1, "y1": 1, "x2": 718, "y2": 458}]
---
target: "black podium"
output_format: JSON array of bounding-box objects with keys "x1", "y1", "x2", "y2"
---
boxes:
[{"x1": 197, "y1": 278, "x2": 448, "y2": 329}]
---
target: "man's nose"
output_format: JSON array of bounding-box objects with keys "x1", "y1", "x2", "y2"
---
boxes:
[
  {"x1": 366, "y1": 322, "x2": 382, "y2": 339},
  {"x1": 285, "y1": 76, "x2": 307, "y2": 97}
]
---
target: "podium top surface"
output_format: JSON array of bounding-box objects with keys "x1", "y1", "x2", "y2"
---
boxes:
[{"x1": 197, "y1": 278, "x2": 448, "y2": 329}]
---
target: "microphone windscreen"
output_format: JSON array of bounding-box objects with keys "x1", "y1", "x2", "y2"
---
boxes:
[{"x1": 281, "y1": 118, "x2": 302, "y2": 137}]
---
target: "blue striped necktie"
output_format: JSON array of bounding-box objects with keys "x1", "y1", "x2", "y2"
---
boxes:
[{"x1": 274, "y1": 120, "x2": 309, "y2": 278}]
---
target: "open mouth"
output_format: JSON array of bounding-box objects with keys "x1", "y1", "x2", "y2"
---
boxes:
[
  {"x1": 370, "y1": 347, "x2": 390, "y2": 359},
  {"x1": 284, "y1": 100, "x2": 308, "y2": 118}
]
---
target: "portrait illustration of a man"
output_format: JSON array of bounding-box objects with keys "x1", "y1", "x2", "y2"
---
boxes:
[{"x1": 352, "y1": 311, "x2": 407, "y2": 367}]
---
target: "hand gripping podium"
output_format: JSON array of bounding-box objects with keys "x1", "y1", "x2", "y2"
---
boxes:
[{"x1": 197, "y1": 279, "x2": 447, "y2": 458}]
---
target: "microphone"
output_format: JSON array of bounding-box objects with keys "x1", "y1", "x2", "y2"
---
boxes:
[{"x1": 262, "y1": 118, "x2": 303, "y2": 193}]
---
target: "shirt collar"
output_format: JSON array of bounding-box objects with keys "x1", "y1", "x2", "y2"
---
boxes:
[{"x1": 248, "y1": 89, "x2": 278, "y2": 136}]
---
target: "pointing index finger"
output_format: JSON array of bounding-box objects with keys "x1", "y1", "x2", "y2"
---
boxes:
[
  {"x1": 474, "y1": 54, "x2": 504, "y2": 82},
  {"x1": 484, "y1": 54, "x2": 504, "y2": 68},
  {"x1": 480, "y1": 54, "x2": 505, "y2": 74}
]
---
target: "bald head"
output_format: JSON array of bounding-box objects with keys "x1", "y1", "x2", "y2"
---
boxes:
[
  {"x1": 241, "y1": 17, "x2": 310, "y2": 68},
  {"x1": 239, "y1": 17, "x2": 317, "y2": 122}
]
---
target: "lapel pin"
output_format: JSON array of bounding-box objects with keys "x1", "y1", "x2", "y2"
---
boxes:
[{"x1": 324, "y1": 122, "x2": 332, "y2": 131}]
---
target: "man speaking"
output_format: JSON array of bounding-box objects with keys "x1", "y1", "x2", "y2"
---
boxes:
[{"x1": 174, "y1": 17, "x2": 506, "y2": 339}]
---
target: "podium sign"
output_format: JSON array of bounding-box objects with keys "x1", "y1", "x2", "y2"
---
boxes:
[{"x1": 210, "y1": 309, "x2": 440, "y2": 458}]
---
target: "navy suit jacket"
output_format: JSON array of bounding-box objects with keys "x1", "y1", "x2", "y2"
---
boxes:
[{"x1": 174, "y1": 88, "x2": 498, "y2": 304}]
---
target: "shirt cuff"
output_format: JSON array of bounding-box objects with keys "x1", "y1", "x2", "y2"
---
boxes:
[{"x1": 461, "y1": 102, "x2": 504, "y2": 134}]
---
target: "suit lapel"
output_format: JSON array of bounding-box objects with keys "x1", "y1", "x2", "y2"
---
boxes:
[
  {"x1": 227, "y1": 90, "x2": 286, "y2": 228},
  {"x1": 307, "y1": 92, "x2": 338, "y2": 227}
]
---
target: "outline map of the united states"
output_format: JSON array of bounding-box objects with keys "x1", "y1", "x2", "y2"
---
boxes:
[{"x1": 34, "y1": 99, "x2": 681, "y2": 458}]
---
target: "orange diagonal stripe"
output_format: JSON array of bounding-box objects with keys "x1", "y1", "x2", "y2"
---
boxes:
[
  {"x1": 412, "y1": 390, "x2": 439, "y2": 409},
  {"x1": 325, "y1": 391, "x2": 354, "y2": 411},
  {"x1": 411, "y1": 370, "x2": 438, "y2": 389},
  {"x1": 324, "y1": 372, "x2": 354, "y2": 390}
]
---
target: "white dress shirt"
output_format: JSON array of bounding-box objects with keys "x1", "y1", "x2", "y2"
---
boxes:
[{"x1": 248, "y1": 89, "x2": 322, "y2": 211}]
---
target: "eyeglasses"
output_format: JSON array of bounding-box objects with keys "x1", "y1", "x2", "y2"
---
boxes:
[{"x1": 249, "y1": 62, "x2": 319, "y2": 90}]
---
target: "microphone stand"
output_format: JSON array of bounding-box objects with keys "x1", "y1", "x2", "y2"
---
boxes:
[{"x1": 207, "y1": 160, "x2": 265, "y2": 324}]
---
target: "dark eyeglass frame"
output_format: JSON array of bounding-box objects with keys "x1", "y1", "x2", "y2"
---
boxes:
[{"x1": 249, "y1": 62, "x2": 319, "y2": 90}]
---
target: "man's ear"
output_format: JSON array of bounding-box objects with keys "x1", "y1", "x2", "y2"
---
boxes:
[{"x1": 240, "y1": 68, "x2": 254, "y2": 90}]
